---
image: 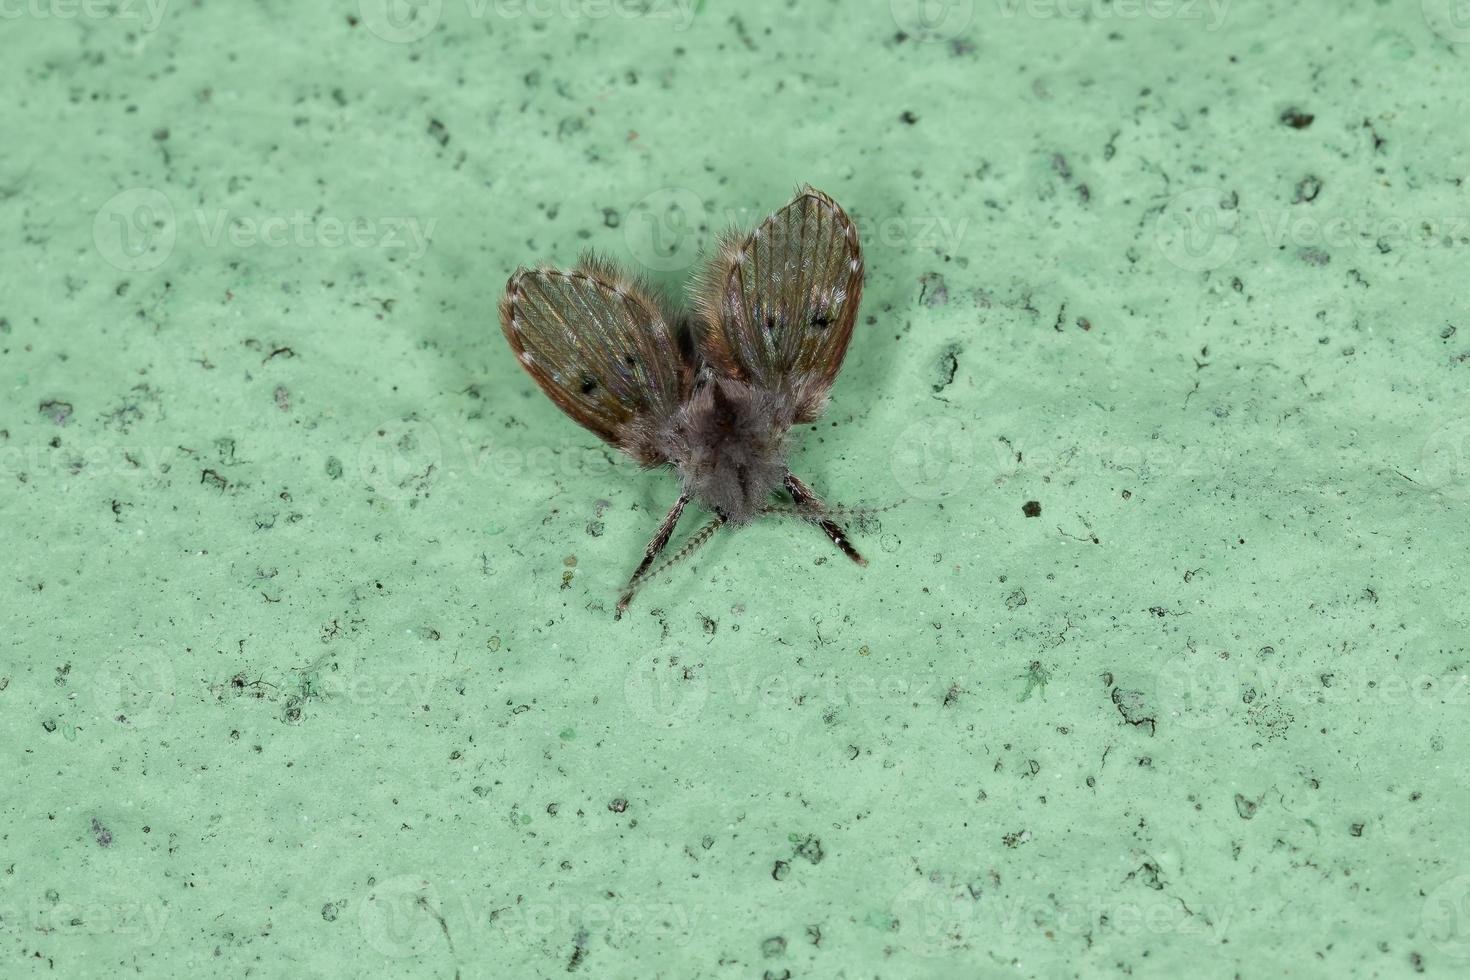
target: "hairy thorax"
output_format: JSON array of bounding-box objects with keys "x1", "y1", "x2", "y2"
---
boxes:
[{"x1": 660, "y1": 376, "x2": 792, "y2": 526}]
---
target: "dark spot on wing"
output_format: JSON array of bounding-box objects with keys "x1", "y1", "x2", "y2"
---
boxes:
[{"x1": 579, "y1": 374, "x2": 598, "y2": 395}]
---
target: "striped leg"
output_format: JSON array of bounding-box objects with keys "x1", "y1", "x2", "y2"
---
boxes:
[
  {"x1": 615, "y1": 514, "x2": 725, "y2": 619},
  {"x1": 783, "y1": 472, "x2": 867, "y2": 566},
  {"x1": 615, "y1": 493, "x2": 688, "y2": 620}
]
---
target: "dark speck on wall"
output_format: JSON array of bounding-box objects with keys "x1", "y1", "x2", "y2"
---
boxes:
[
  {"x1": 1279, "y1": 107, "x2": 1314, "y2": 129},
  {"x1": 1293, "y1": 175, "x2": 1323, "y2": 204}
]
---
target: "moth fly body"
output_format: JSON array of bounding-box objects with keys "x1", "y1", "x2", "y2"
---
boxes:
[{"x1": 497, "y1": 185, "x2": 870, "y2": 619}]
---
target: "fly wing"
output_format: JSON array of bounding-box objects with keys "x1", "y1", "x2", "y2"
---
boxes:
[
  {"x1": 692, "y1": 186, "x2": 864, "y2": 423},
  {"x1": 499, "y1": 254, "x2": 691, "y2": 464}
]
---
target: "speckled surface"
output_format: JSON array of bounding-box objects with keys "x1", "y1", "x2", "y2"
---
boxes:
[{"x1": 3, "y1": 1, "x2": 1469, "y2": 976}]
